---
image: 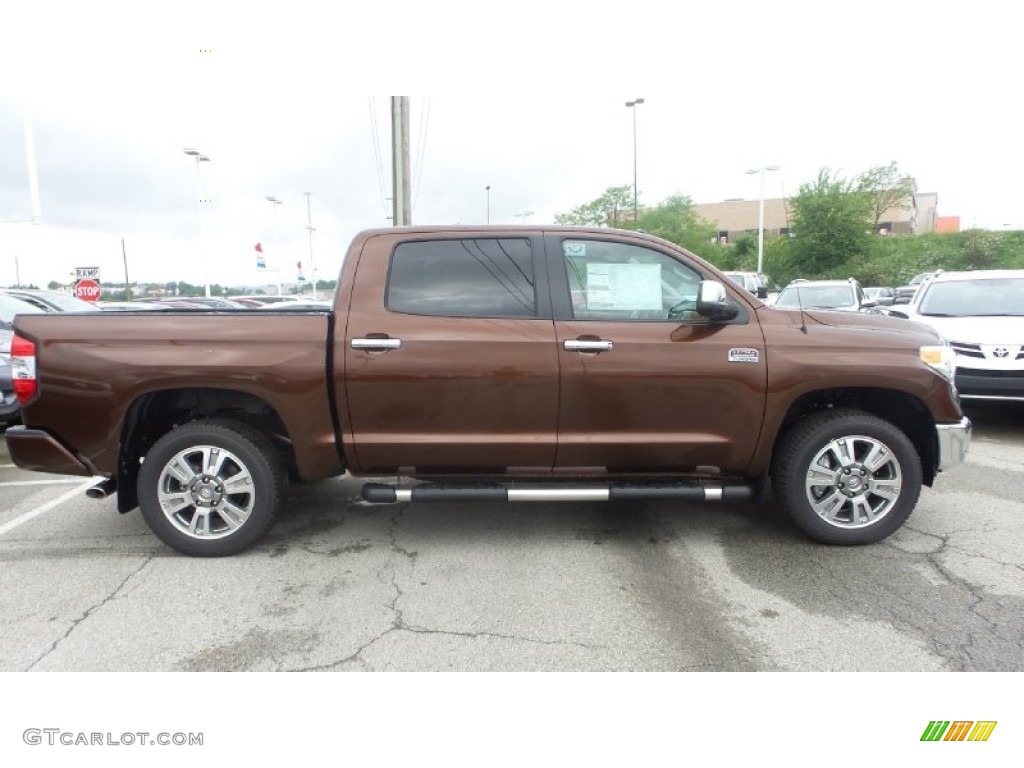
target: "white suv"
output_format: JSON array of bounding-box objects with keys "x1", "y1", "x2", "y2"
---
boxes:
[{"x1": 893, "y1": 269, "x2": 1024, "y2": 402}]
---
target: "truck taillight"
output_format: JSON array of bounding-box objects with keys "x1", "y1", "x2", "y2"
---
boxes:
[{"x1": 11, "y1": 334, "x2": 37, "y2": 403}]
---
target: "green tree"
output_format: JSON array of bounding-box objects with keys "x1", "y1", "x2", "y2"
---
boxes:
[
  {"x1": 857, "y1": 161, "x2": 916, "y2": 229},
  {"x1": 555, "y1": 185, "x2": 634, "y2": 227},
  {"x1": 789, "y1": 168, "x2": 873, "y2": 277},
  {"x1": 635, "y1": 194, "x2": 717, "y2": 252}
]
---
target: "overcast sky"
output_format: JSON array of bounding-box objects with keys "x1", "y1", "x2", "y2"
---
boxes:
[{"x1": 0, "y1": 0, "x2": 1018, "y2": 290}]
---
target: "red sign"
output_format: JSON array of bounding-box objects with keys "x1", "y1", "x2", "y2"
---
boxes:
[{"x1": 75, "y1": 279, "x2": 102, "y2": 302}]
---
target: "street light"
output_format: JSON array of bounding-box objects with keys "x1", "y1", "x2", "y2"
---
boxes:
[
  {"x1": 745, "y1": 165, "x2": 781, "y2": 274},
  {"x1": 485, "y1": 185, "x2": 491, "y2": 224},
  {"x1": 625, "y1": 98, "x2": 644, "y2": 227},
  {"x1": 304, "y1": 192, "x2": 317, "y2": 299},
  {"x1": 266, "y1": 196, "x2": 283, "y2": 296},
  {"x1": 514, "y1": 210, "x2": 534, "y2": 224},
  {"x1": 183, "y1": 148, "x2": 211, "y2": 297}
]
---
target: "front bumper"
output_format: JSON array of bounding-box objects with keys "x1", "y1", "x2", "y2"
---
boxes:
[
  {"x1": 936, "y1": 417, "x2": 971, "y2": 471},
  {"x1": 955, "y1": 368, "x2": 1024, "y2": 401}
]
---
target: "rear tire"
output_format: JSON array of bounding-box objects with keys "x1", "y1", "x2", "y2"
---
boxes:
[
  {"x1": 137, "y1": 420, "x2": 285, "y2": 556},
  {"x1": 771, "y1": 409, "x2": 922, "y2": 545}
]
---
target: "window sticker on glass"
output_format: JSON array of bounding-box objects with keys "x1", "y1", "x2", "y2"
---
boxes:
[
  {"x1": 586, "y1": 263, "x2": 662, "y2": 310},
  {"x1": 563, "y1": 242, "x2": 587, "y2": 257}
]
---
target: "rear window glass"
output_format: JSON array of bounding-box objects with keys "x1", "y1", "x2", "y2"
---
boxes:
[{"x1": 387, "y1": 238, "x2": 536, "y2": 318}]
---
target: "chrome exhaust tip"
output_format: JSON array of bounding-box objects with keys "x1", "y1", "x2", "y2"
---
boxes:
[{"x1": 86, "y1": 478, "x2": 117, "y2": 499}]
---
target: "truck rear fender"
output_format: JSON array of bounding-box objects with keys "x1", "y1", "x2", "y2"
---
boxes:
[{"x1": 116, "y1": 388, "x2": 296, "y2": 514}]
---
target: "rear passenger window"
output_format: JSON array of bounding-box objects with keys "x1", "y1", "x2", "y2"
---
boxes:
[{"x1": 387, "y1": 238, "x2": 536, "y2": 318}]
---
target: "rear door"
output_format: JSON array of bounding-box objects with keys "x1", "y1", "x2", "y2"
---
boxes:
[
  {"x1": 547, "y1": 234, "x2": 767, "y2": 476},
  {"x1": 342, "y1": 232, "x2": 559, "y2": 474}
]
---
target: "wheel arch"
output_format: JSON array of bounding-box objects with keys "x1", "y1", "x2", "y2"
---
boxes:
[
  {"x1": 769, "y1": 387, "x2": 938, "y2": 487},
  {"x1": 116, "y1": 388, "x2": 296, "y2": 514}
]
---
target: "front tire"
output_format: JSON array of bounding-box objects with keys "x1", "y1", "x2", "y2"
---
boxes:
[
  {"x1": 137, "y1": 420, "x2": 285, "y2": 556},
  {"x1": 771, "y1": 409, "x2": 922, "y2": 545}
]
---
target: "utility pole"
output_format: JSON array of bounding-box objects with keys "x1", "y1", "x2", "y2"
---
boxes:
[
  {"x1": 122, "y1": 239, "x2": 131, "y2": 300},
  {"x1": 391, "y1": 97, "x2": 411, "y2": 226}
]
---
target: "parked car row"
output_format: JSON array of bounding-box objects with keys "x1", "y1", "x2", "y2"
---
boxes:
[
  {"x1": 763, "y1": 270, "x2": 1024, "y2": 402},
  {"x1": 95, "y1": 295, "x2": 316, "y2": 310}
]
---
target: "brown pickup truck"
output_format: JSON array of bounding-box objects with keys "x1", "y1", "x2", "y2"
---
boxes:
[{"x1": 7, "y1": 226, "x2": 971, "y2": 556}]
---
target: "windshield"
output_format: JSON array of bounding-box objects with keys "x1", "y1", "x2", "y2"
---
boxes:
[
  {"x1": 0, "y1": 294, "x2": 45, "y2": 327},
  {"x1": 918, "y1": 277, "x2": 1024, "y2": 316},
  {"x1": 724, "y1": 273, "x2": 750, "y2": 288},
  {"x1": 11, "y1": 291, "x2": 100, "y2": 312},
  {"x1": 775, "y1": 284, "x2": 854, "y2": 309}
]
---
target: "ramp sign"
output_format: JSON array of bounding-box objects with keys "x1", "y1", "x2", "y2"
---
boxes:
[{"x1": 74, "y1": 267, "x2": 102, "y2": 302}]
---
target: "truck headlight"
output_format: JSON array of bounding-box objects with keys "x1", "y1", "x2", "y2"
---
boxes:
[{"x1": 920, "y1": 344, "x2": 955, "y2": 381}]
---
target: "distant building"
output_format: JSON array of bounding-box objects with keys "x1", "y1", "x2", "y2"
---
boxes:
[
  {"x1": 692, "y1": 198, "x2": 791, "y2": 244},
  {"x1": 935, "y1": 216, "x2": 961, "y2": 233},
  {"x1": 695, "y1": 188, "x2": 948, "y2": 243}
]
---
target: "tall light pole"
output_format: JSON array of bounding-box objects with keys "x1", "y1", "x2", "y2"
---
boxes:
[
  {"x1": 304, "y1": 192, "x2": 317, "y2": 299},
  {"x1": 746, "y1": 165, "x2": 781, "y2": 274},
  {"x1": 485, "y1": 185, "x2": 491, "y2": 224},
  {"x1": 183, "y1": 148, "x2": 211, "y2": 296},
  {"x1": 625, "y1": 98, "x2": 644, "y2": 227},
  {"x1": 266, "y1": 196, "x2": 283, "y2": 296}
]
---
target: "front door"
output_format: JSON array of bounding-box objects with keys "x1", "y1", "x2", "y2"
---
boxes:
[{"x1": 548, "y1": 235, "x2": 767, "y2": 476}]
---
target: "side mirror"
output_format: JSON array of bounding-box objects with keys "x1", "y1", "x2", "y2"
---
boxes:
[
  {"x1": 887, "y1": 309, "x2": 910, "y2": 319},
  {"x1": 697, "y1": 280, "x2": 739, "y2": 321},
  {"x1": 755, "y1": 285, "x2": 768, "y2": 299}
]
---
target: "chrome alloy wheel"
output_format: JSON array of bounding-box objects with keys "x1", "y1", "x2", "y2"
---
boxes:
[
  {"x1": 157, "y1": 445, "x2": 256, "y2": 539},
  {"x1": 804, "y1": 434, "x2": 903, "y2": 529}
]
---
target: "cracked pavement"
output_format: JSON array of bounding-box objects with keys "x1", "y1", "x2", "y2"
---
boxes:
[{"x1": 1, "y1": 401, "x2": 1022, "y2": 672}]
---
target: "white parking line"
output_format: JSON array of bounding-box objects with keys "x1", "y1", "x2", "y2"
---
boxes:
[
  {"x1": 0, "y1": 479, "x2": 97, "y2": 537},
  {"x1": 0, "y1": 479, "x2": 94, "y2": 487}
]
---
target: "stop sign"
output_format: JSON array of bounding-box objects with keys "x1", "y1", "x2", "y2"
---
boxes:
[{"x1": 75, "y1": 279, "x2": 102, "y2": 302}]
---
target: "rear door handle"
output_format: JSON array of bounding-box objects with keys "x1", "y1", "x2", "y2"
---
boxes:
[
  {"x1": 351, "y1": 337, "x2": 402, "y2": 350},
  {"x1": 563, "y1": 339, "x2": 613, "y2": 352}
]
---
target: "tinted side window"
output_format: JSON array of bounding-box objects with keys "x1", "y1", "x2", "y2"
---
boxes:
[{"x1": 387, "y1": 238, "x2": 536, "y2": 318}]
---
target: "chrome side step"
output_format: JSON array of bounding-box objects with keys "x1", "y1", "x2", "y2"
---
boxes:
[{"x1": 361, "y1": 482, "x2": 754, "y2": 504}]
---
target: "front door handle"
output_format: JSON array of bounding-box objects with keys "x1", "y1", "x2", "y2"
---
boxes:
[
  {"x1": 563, "y1": 339, "x2": 613, "y2": 352},
  {"x1": 351, "y1": 337, "x2": 402, "y2": 351}
]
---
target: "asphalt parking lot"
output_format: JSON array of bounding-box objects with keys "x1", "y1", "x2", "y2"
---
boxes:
[{"x1": 1, "y1": 401, "x2": 1021, "y2": 672}]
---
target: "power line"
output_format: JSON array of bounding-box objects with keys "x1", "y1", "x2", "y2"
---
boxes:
[
  {"x1": 368, "y1": 98, "x2": 389, "y2": 219},
  {"x1": 413, "y1": 98, "x2": 430, "y2": 211}
]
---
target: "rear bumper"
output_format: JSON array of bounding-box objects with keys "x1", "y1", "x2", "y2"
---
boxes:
[
  {"x1": 936, "y1": 417, "x2": 971, "y2": 471},
  {"x1": 5, "y1": 426, "x2": 94, "y2": 476}
]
